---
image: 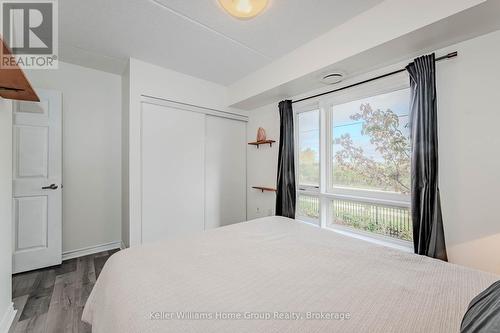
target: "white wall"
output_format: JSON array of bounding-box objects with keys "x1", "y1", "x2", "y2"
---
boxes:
[
  {"x1": 0, "y1": 99, "x2": 13, "y2": 332},
  {"x1": 123, "y1": 58, "x2": 247, "y2": 247},
  {"x1": 246, "y1": 30, "x2": 500, "y2": 274},
  {"x1": 437, "y1": 30, "x2": 500, "y2": 274},
  {"x1": 247, "y1": 105, "x2": 279, "y2": 220},
  {"x1": 25, "y1": 62, "x2": 122, "y2": 254}
]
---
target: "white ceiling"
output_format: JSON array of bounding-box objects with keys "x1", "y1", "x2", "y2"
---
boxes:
[{"x1": 59, "y1": 0, "x2": 384, "y2": 85}]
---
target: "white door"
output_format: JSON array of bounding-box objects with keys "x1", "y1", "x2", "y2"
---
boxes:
[
  {"x1": 12, "y1": 89, "x2": 62, "y2": 274},
  {"x1": 205, "y1": 116, "x2": 247, "y2": 229},
  {"x1": 141, "y1": 102, "x2": 205, "y2": 243}
]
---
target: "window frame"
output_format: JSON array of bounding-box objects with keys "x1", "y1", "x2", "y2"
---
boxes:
[
  {"x1": 324, "y1": 74, "x2": 410, "y2": 201},
  {"x1": 294, "y1": 102, "x2": 321, "y2": 225},
  {"x1": 293, "y1": 73, "x2": 413, "y2": 248}
]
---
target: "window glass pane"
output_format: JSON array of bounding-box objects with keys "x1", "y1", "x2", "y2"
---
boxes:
[
  {"x1": 331, "y1": 88, "x2": 410, "y2": 194},
  {"x1": 298, "y1": 110, "x2": 320, "y2": 187},
  {"x1": 297, "y1": 194, "x2": 320, "y2": 220},
  {"x1": 330, "y1": 198, "x2": 412, "y2": 241}
]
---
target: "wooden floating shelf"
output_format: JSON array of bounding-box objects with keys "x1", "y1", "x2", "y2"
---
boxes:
[
  {"x1": 0, "y1": 38, "x2": 39, "y2": 102},
  {"x1": 252, "y1": 186, "x2": 277, "y2": 193},
  {"x1": 248, "y1": 140, "x2": 276, "y2": 148}
]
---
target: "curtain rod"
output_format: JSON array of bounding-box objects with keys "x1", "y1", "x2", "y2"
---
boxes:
[{"x1": 292, "y1": 51, "x2": 458, "y2": 104}]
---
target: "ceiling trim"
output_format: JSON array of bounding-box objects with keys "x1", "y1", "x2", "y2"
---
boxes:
[{"x1": 150, "y1": 0, "x2": 272, "y2": 60}]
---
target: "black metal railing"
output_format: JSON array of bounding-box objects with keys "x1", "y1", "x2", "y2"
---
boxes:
[
  {"x1": 331, "y1": 199, "x2": 412, "y2": 241},
  {"x1": 297, "y1": 195, "x2": 320, "y2": 219},
  {"x1": 297, "y1": 195, "x2": 412, "y2": 241}
]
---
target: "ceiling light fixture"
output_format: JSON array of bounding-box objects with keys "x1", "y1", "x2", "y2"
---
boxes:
[
  {"x1": 320, "y1": 72, "x2": 344, "y2": 85},
  {"x1": 218, "y1": 0, "x2": 269, "y2": 19}
]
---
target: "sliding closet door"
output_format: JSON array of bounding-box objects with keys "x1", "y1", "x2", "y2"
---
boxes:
[
  {"x1": 205, "y1": 115, "x2": 246, "y2": 229},
  {"x1": 141, "y1": 102, "x2": 205, "y2": 243}
]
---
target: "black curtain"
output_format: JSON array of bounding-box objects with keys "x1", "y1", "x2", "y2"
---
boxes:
[
  {"x1": 406, "y1": 53, "x2": 448, "y2": 261},
  {"x1": 275, "y1": 100, "x2": 296, "y2": 218}
]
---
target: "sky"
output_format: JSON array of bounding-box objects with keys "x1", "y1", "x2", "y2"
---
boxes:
[{"x1": 298, "y1": 88, "x2": 410, "y2": 163}]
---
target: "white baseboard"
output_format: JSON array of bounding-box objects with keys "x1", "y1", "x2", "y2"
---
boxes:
[
  {"x1": 0, "y1": 303, "x2": 16, "y2": 333},
  {"x1": 120, "y1": 241, "x2": 127, "y2": 250},
  {"x1": 62, "y1": 241, "x2": 122, "y2": 261}
]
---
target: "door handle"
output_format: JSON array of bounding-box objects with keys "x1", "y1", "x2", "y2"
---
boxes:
[{"x1": 42, "y1": 184, "x2": 58, "y2": 190}]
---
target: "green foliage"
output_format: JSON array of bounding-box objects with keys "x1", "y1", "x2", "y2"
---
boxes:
[{"x1": 333, "y1": 103, "x2": 410, "y2": 194}]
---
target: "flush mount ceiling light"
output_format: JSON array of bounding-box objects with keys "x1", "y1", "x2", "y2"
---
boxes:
[
  {"x1": 320, "y1": 72, "x2": 344, "y2": 85},
  {"x1": 218, "y1": 0, "x2": 269, "y2": 19}
]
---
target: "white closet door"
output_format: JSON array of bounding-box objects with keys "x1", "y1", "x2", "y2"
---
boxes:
[
  {"x1": 205, "y1": 115, "x2": 246, "y2": 229},
  {"x1": 141, "y1": 103, "x2": 205, "y2": 243}
]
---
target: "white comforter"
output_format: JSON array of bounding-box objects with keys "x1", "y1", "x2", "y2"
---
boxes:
[{"x1": 83, "y1": 216, "x2": 498, "y2": 333}]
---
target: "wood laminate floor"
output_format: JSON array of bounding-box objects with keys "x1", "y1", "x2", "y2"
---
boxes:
[{"x1": 10, "y1": 249, "x2": 119, "y2": 333}]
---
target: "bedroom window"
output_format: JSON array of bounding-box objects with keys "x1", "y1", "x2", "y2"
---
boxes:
[
  {"x1": 326, "y1": 88, "x2": 411, "y2": 242},
  {"x1": 297, "y1": 110, "x2": 320, "y2": 188},
  {"x1": 326, "y1": 88, "x2": 412, "y2": 241},
  {"x1": 329, "y1": 88, "x2": 411, "y2": 194},
  {"x1": 294, "y1": 77, "x2": 412, "y2": 245},
  {"x1": 296, "y1": 108, "x2": 320, "y2": 224}
]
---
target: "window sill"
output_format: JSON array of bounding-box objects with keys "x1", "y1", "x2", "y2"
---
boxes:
[
  {"x1": 326, "y1": 225, "x2": 413, "y2": 253},
  {"x1": 295, "y1": 216, "x2": 320, "y2": 227},
  {"x1": 294, "y1": 218, "x2": 413, "y2": 253}
]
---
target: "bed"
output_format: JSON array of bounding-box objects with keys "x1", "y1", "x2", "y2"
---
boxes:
[{"x1": 82, "y1": 216, "x2": 498, "y2": 333}]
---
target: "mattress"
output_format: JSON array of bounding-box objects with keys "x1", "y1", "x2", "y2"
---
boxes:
[{"x1": 82, "y1": 216, "x2": 498, "y2": 333}]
